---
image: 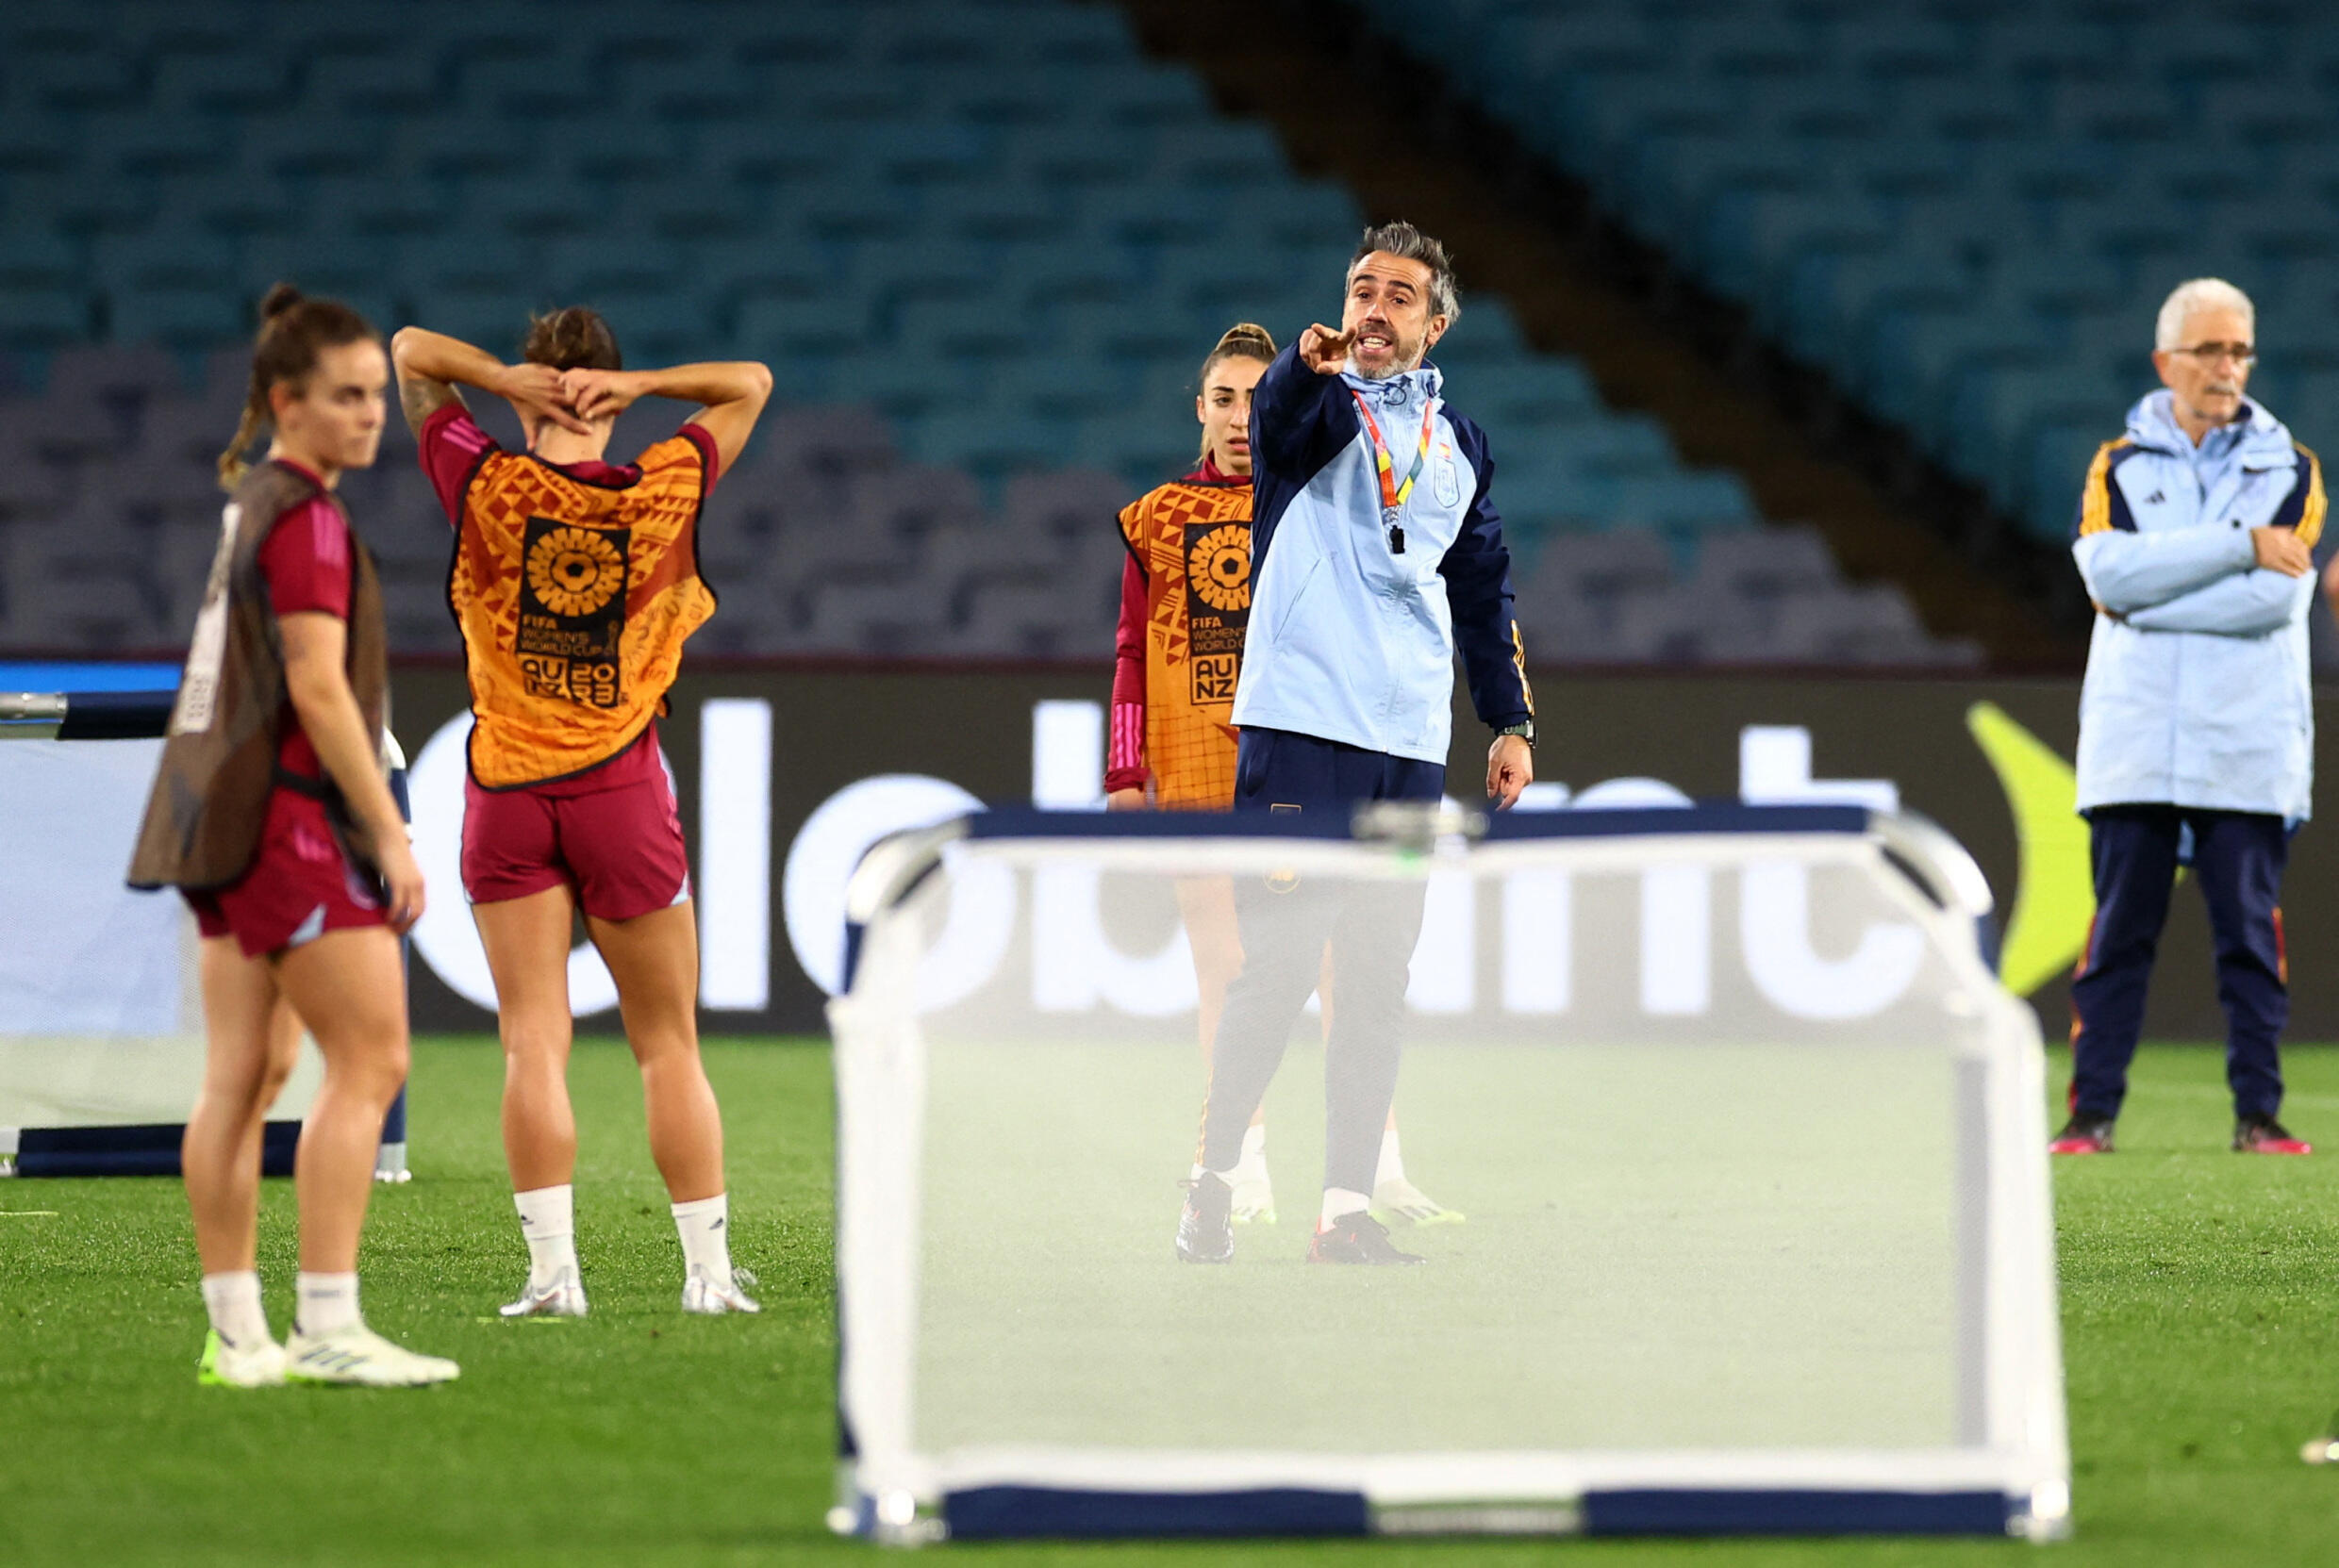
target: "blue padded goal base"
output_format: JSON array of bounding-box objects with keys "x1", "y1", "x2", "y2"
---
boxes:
[
  {"x1": 12, "y1": 1120, "x2": 300, "y2": 1178},
  {"x1": 1583, "y1": 1488, "x2": 2015, "y2": 1536},
  {"x1": 944, "y1": 1486, "x2": 1369, "y2": 1539},
  {"x1": 933, "y1": 1485, "x2": 2016, "y2": 1540}
]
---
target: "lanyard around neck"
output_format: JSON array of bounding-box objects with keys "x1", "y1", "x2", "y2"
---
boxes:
[{"x1": 1350, "y1": 388, "x2": 1435, "y2": 517}]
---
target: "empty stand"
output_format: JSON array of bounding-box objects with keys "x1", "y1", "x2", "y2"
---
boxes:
[
  {"x1": 0, "y1": 0, "x2": 1961, "y2": 665},
  {"x1": 1363, "y1": 0, "x2": 2339, "y2": 547}
]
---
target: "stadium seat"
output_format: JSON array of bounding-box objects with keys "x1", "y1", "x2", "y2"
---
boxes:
[
  {"x1": 303, "y1": 54, "x2": 442, "y2": 119},
  {"x1": 757, "y1": 404, "x2": 897, "y2": 479},
  {"x1": 621, "y1": 58, "x2": 758, "y2": 124},
  {"x1": 0, "y1": 287, "x2": 92, "y2": 352},
  {"x1": 0, "y1": 0, "x2": 1924, "y2": 663},
  {"x1": 904, "y1": 412, "x2": 1065, "y2": 484},
  {"x1": 92, "y1": 232, "x2": 241, "y2": 298},
  {"x1": 738, "y1": 297, "x2": 867, "y2": 364},
  {"x1": 1070, "y1": 413, "x2": 1200, "y2": 489},
  {"x1": 542, "y1": 237, "x2": 687, "y2": 300},
  {"x1": 308, "y1": 174, "x2": 452, "y2": 238},
  {"x1": 1001, "y1": 468, "x2": 1129, "y2": 539},
  {"x1": 396, "y1": 118, "x2": 544, "y2": 183},
  {"x1": 149, "y1": 52, "x2": 290, "y2": 117},
  {"x1": 108, "y1": 289, "x2": 246, "y2": 350},
  {"x1": 18, "y1": 42, "x2": 141, "y2": 112},
  {"x1": 1690, "y1": 525, "x2": 1843, "y2": 602},
  {"x1": 1363, "y1": 0, "x2": 2339, "y2": 554}
]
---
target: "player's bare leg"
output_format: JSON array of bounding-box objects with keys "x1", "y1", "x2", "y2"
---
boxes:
[
  {"x1": 1179, "y1": 875, "x2": 1273, "y2": 1224},
  {"x1": 474, "y1": 885, "x2": 589, "y2": 1316},
  {"x1": 587, "y1": 900, "x2": 756, "y2": 1313},
  {"x1": 185, "y1": 966, "x2": 300, "y2": 1278},
  {"x1": 274, "y1": 925, "x2": 458, "y2": 1384},
  {"x1": 183, "y1": 946, "x2": 302, "y2": 1385},
  {"x1": 276, "y1": 929, "x2": 408, "y2": 1272}
]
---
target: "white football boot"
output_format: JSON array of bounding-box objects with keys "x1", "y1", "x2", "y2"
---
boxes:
[
  {"x1": 1228, "y1": 1158, "x2": 1277, "y2": 1227},
  {"x1": 197, "y1": 1329, "x2": 287, "y2": 1388},
  {"x1": 285, "y1": 1324, "x2": 460, "y2": 1387},
  {"x1": 681, "y1": 1264, "x2": 760, "y2": 1315},
  {"x1": 499, "y1": 1269, "x2": 589, "y2": 1318},
  {"x1": 1373, "y1": 1176, "x2": 1465, "y2": 1226}
]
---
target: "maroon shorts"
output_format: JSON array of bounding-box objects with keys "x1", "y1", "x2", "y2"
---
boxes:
[
  {"x1": 184, "y1": 786, "x2": 387, "y2": 958},
  {"x1": 460, "y1": 765, "x2": 690, "y2": 922}
]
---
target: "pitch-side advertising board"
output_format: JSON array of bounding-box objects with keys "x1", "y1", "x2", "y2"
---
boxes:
[{"x1": 387, "y1": 668, "x2": 2339, "y2": 1041}]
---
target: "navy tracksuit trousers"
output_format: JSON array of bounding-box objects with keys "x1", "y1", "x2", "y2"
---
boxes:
[
  {"x1": 1197, "y1": 728, "x2": 1442, "y2": 1197},
  {"x1": 2069, "y1": 804, "x2": 2290, "y2": 1122}
]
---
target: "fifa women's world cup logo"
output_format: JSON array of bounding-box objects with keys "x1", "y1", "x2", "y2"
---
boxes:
[
  {"x1": 1183, "y1": 520, "x2": 1252, "y2": 709},
  {"x1": 516, "y1": 519, "x2": 631, "y2": 709},
  {"x1": 527, "y1": 526, "x2": 625, "y2": 618}
]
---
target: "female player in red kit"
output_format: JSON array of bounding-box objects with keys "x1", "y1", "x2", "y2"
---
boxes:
[
  {"x1": 132, "y1": 286, "x2": 456, "y2": 1388},
  {"x1": 391, "y1": 311, "x2": 770, "y2": 1316}
]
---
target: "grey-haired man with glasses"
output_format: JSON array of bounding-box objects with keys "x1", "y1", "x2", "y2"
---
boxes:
[{"x1": 2055, "y1": 277, "x2": 2323, "y2": 1158}]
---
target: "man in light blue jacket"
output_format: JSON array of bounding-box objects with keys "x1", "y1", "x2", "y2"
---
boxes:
[
  {"x1": 1176, "y1": 223, "x2": 1534, "y2": 1269},
  {"x1": 2055, "y1": 278, "x2": 2324, "y2": 1157}
]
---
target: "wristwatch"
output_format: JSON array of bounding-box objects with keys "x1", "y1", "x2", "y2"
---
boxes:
[{"x1": 1496, "y1": 720, "x2": 1536, "y2": 749}]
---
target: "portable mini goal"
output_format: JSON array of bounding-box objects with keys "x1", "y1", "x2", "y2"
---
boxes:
[
  {"x1": 829, "y1": 803, "x2": 2067, "y2": 1543},
  {"x1": 0, "y1": 686, "x2": 408, "y2": 1179}
]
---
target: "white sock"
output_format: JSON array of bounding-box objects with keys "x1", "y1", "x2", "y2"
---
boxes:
[
  {"x1": 672, "y1": 1194, "x2": 733, "y2": 1283},
  {"x1": 1319, "y1": 1187, "x2": 1371, "y2": 1228},
  {"x1": 1234, "y1": 1123, "x2": 1269, "y2": 1176},
  {"x1": 294, "y1": 1272, "x2": 360, "y2": 1337},
  {"x1": 1373, "y1": 1128, "x2": 1405, "y2": 1189},
  {"x1": 515, "y1": 1183, "x2": 578, "y2": 1287},
  {"x1": 200, "y1": 1270, "x2": 271, "y2": 1349}
]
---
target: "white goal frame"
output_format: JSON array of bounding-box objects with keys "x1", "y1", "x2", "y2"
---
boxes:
[{"x1": 829, "y1": 804, "x2": 2068, "y2": 1543}]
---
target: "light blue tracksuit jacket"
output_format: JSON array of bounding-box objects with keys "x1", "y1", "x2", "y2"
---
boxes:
[
  {"x1": 1233, "y1": 345, "x2": 1533, "y2": 764},
  {"x1": 2070, "y1": 390, "x2": 2325, "y2": 822}
]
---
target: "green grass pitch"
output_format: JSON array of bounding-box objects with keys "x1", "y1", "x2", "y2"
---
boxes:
[{"x1": 4, "y1": 1038, "x2": 2338, "y2": 1566}]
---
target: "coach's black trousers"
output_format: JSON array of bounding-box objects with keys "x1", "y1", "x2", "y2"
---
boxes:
[
  {"x1": 1197, "y1": 728, "x2": 1440, "y2": 1197},
  {"x1": 2069, "y1": 804, "x2": 2291, "y2": 1121}
]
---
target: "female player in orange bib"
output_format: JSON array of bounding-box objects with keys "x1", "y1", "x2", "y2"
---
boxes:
[
  {"x1": 390, "y1": 311, "x2": 771, "y2": 1316},
  {"x1": 132, "y1": 286, "x2": 456, "y2": 1388},
  {"x1": 1105, "y1": 322, "x2": 1455, "y2": 1228}
]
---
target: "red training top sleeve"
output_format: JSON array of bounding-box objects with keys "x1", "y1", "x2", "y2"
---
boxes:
[
  {"x1": 678, "y1": 422, "x2": 722, "y2": 492},
  {"x1": 1105, "y1": 548, "x2": 1149, "y2": 796},
  {"x1": 258, "y1": 497, "x2": 352, "y2": 619},
  {"x1": 416, "y1": 402, "x2": 499, "y2": 526},
  {"x1": 257, "y1": 496, "x2": 353, "y2": 779}
]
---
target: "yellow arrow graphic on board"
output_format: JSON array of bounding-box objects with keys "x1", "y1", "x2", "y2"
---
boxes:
[{"x1": 1965, "y1": 701, "x2": 2095, "y2": 996}]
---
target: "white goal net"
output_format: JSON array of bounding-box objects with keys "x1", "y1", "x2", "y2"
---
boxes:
[{"x1": 830, "y1": 804, "x2": 2067, "y2": 1543}]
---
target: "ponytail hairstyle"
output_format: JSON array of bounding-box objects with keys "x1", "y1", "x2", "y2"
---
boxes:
[
  {"x1": 520, "y1": 305, "x2": 622, "y2": 372},
  {"x1": 217, "y1": 284, "x2": 382, "y2": 490},
  {"x1": 1196, "y1": 322, "x2": 1277, "y2": 460}
]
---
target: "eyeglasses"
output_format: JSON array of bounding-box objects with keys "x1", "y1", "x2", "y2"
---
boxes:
[{"x1": 2170, "y1": 341, "x2": 2258, "y2": 368}]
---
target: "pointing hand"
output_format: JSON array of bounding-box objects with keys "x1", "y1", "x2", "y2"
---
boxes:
[{"x1": 1298, "y1": 322, "x2": 1353, "y2": 376}]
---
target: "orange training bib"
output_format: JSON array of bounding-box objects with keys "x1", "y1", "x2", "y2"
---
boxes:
[
  {"x1": 1120, "y1": 477, "x2": 1252, "y2": 809},
  {"x1": 452, "y1": 435, "x2": 714, "y2": 788}
]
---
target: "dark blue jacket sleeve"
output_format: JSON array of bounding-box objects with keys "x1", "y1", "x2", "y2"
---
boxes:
[
  {"x1": 1248, "y1": 342, "x2": 1357, "y2": 489},
  {"x1": 1246, "y1": 343, "x2": 1364, "y2": 575},
  {"x1": 1438, "y1": 415, "x2": 1534, "y2": 730}
]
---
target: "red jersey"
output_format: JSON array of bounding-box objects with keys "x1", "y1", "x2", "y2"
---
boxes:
[{"x1": 256, "y1": 461, "x2": 353, "y2": 782}]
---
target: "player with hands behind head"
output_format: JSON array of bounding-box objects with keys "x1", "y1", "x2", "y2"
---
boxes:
[
  {"x1": 390, "y1": 311, "x2": 772, "y2": 1316},
  {"x1": 131, "y1": 285, "x2": 456, "y2": 1389}
]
